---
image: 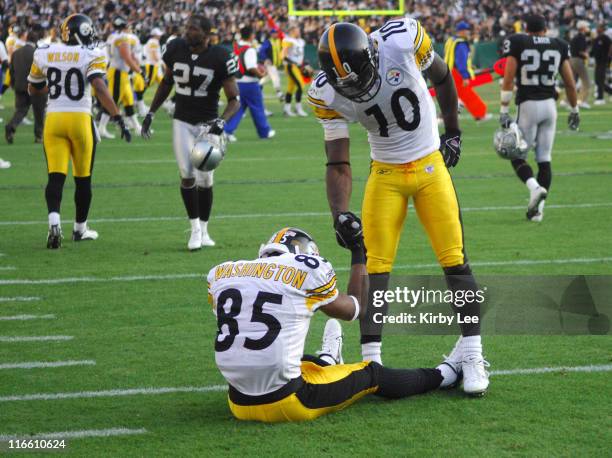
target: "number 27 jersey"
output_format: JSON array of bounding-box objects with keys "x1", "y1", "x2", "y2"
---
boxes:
[
  {"x1": 207, "y1": 253, "x2": 338, "y2": 396},
  {"x1": 28, "y1": 43, "x2": 106, "y2": 114}
]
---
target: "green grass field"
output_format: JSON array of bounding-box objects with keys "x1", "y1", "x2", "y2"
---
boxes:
[{"x1": 0, "y1": 80, "x2": 611, "y2": 456}]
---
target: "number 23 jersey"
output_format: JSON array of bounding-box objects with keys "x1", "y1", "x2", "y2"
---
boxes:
[
  {"x1": 28, "y1": 43, "x2": 106, "y2": 113},
  {"x1": 308, "y1": 18, "x2": 440, "y2": 164},
  {"x1": 163, "y1": 38, "x2": 238, "y2": 125},
  {"x1": 207, "y1": 253, "x2": 338, "y2": 396}
]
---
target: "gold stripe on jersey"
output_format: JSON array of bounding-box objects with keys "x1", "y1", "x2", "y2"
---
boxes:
[
  {"x1": 306, "y1": 275, "x2": 337, "y2": 294},
  {"x1": 306, "y1": 95, "x2": 327, "y2": 108},
  {"x1": 313, "y1": 106, "x2": 344, "y2": 120},
  {"x1": 414, "y1": 30, "x2": 433, "y2": 69},
  {"x1": 29, "y1": 62, "x2": 45, "y2": 82},
  {"x1": 87, "y1": 56, "x2": 107, "y2": 74},
  {"x1": 305, "y1": 287, "x2": 339, "y2": 310},
  {"x1": 328, "y1": 24, "x2": 348, "y2": 78},
  {"x1": 414, "y1": 21, "x2": 424, "y2": 50}
]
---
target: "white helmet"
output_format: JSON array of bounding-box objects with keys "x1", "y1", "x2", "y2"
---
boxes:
[
  {"x1": 493, "y1": 122, "x2": 529, "y2": 160},
  {"x1": 258, "y1": 227, "x2": 320, "y2": 258},
  {"x1": 190, "y1": 132, "x2": 226, "y2": 172}
]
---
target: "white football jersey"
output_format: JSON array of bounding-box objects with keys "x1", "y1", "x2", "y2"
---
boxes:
[
  {"x1": 28, "y1": 43, "x2": 106, "y2": 114},
  {"x1": 144, "y1": 37, "x2": 161, "y2": 65},
  {"x1": 208, "y1": 252, "x2": 338, "y2": 396},
  {"x1": 307, "y1": 18, "x2": 440, "y2": 164},
  {"x1": 283, "y1": 37, "x2": 305, "y2": 65},
  {"x1": 108, "y1": 32, "x2": 138, "y2": 71}
]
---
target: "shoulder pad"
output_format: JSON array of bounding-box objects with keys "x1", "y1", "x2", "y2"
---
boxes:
[{"x1": 307, "y1": 72, "x2": 335, "y2": 108}]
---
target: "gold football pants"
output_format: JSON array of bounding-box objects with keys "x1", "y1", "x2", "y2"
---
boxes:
[
  {"x1": 144, "y1": 64, "x2": 163, "y2": 87},
  {"x1": 43, "y1": 112, "x2": 96, "y2": 177},
  {"x1": 362, "y1": 150, "x2": 465, "y2": 273},
  {"x1": 107, "y1": 67, "x2": 134, "y2": 107},
  {"x1": 285, "y1": 63, "x2": 305, "y2": 95},
  {"x1": 229, "y1": 361, "x2": 377, "y2": 422}
]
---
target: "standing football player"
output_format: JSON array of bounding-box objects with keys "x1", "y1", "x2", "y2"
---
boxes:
[
  {"x1": 28, "y1": 14, "x2": 130, "y2": 249},
  {"x1": 282, "y1": 25, "x2": 308, "y2": 117},
  {"x1": 500, "y1": 14, "x2": 579, "y2": 222},
  {"x1": 308, "y1": 20, "x2": 489, "y2": 395},
  {"x1": 141, "y1": 15, "x2": 240, "y2": 250},
  {"x1": 208, "y1": 227, "x2": 443, "y2": 422}
]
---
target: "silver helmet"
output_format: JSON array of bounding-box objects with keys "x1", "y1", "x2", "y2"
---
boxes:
[
  {"x1": 190, "y1": 132, "x2": 226, "y2": 172},
  {"x1": 493, "y1": 122, "x2": 529, "y2": 160}
]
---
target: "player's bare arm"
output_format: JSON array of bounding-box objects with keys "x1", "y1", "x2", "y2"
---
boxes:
[
  {"x1": 559, "y1": 60, "x2": 579, "y2": 130},
  {"x1": 319, "y1": 259, "x2": 368, "y2": 321},
  {"x1": 119, "y1": 42, "x2": 141, "y2": 74},
  {"x1": 147, "y1": 66, "x2": 174, "y2": 115},
  {"x1": 91, "y1": 77, "x2": 131, "y2": 142},
  {"x1": 324, "y1": 138, "x2": 351, "y2": 219},
  {"x1": 220, "y1": 77, "x2": 240, "y2": 122},
  {"x1": 426, "y1": 53, "x2": 459, "y2": 132}
]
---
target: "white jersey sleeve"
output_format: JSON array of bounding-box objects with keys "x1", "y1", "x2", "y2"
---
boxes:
[
  {"x1": 307, "y1": 72, "x2": 351, "y2": 140},
  {"x1": 372, "y1": 18, "x2": 434, "y2": 71}
]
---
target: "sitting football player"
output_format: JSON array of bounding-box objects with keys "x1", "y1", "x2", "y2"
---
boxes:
[{"x1": 207, "y1": 226, "x2": 444, "y2": 423}]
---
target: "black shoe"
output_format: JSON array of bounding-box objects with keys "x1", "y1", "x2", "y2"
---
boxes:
[
  {"x1": 47, "y1": 225, "x2": 62, "y2": 249},
  {"x1": 5, "y1": 125, "x2": 14, "y2": 144}
]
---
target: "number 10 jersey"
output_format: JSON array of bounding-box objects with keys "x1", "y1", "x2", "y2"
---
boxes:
[
  {"x1": 207, "y1": 253, "x2": 338, "y2": 396},
  {"x1": 308, "y1": 18, "x2": 440, "y2": 164}
]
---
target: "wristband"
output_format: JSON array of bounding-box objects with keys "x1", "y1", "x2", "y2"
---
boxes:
[
  {"x1": 571, "y1": 106, "x2": 579, "y2": 114},
  {"x1": 351, "y1": 247, "x2": 366, "y2": 265},
  {"x1": 349, "y1": 295, "x2": 360, "y2": 321},
  {"x1": 500, "y1": 90, "x2": 513, "y2": 104},
  {"x1": 500, "y1": 105, "x2": 509, "y2": 114}
]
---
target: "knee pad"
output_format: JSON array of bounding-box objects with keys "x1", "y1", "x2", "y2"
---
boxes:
[{"x1": 195, "y1": 170, "x2": 213, "y2": 188}]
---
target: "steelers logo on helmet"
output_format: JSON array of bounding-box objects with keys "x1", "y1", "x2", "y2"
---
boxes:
[
  {"x1": 258, "y1": 228, "x2": 320, "y2": 259},
  {"x1": 318, "y1": 22, "x2": 381, "y2": 103},
  {"x1": 79, "y1": 22, "x2": 92, "y2": 38}
]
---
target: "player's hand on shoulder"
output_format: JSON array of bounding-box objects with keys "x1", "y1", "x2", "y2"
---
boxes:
[
  {"x1": 112, "y1": 115, "x2": 131, "y2": 142},
  {"x1": 568, "y1": 111, "x2": 580, "y2": 131},
  {"x1": 334, "y1": 211, "x2": 364, "y2": 251},
  {"x1": 499, "y1": 113, "x2": 513, "y2": 129},
  {"x1": 141, "y1": 112, "x2": 154, "y2": 139},
  {"x1": 440, "y1": 128, "x2": 461, "y2": 168}
]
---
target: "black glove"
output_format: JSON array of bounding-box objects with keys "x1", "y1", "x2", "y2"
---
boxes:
[
  {"x1": 568, "y1": 112, "x2": 580, "y2": 131},
  {"x1": 208, "y1": 118, "x2": 225, "y2": 136},
  {"x1": 440, "y1": 128, "x2": 461, "y2": 168},
  {"x1": 334, "y1": 211, "x2": 364, "y2": 250},
  {"x1": 499, "y1": 112, "x2": 513, "y2": 129},
  {"x1": 141, "y1": 112, "x2": 153, "y2": 139},
  {"x1": 111, "y1": 115, "x2": 131, "y2": 143}
]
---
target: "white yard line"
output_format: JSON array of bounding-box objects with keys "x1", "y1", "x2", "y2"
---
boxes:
[
  {"x1": 0, "y1": 336, "x2": 73, "y2": 343},
  {"x1": 0, "y1": 296, "x2": 41, "y2": 302},
  {"x1": 0, "y1": 314, "x2": 55, "y2": 321},
  {"x1": 0, "y1": 266, "x2": 16, "y2": 271},
  {"x1": 0, "y1": 427, "x2": 148, "y2": 440},
  {"x1": 0, "y1": 202, "x2": 610, "y2": 227},
  {"x1": 0, "y1": 360, "x2": 95, "y2": 370},
  {"x1": 0, "y1": 364, "x2": 608, "y2": 403}
]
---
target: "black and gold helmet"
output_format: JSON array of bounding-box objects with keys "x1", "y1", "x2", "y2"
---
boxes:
[
  {"x1": 318, "y1": 22, "x2": 380, "y2": 103},
  {"x1": 60, "y1": 14, "x2": 97, "y2": 46},
  {"x1": 258, "y1": 227, "x2": 320, "y2": 258}
]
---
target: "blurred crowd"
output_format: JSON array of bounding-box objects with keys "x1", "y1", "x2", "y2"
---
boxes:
[{"x1": 1, "y1": 0, "x2": 611, "y2": 46}]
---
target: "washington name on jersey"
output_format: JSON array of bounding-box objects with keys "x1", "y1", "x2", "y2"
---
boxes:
[
  {"x1": 308, "y1": 18, "x2": 440, "y2": 164},
  {"x1": 28, "y1": 43, "x2": 106, "y2": 113},
  {"x1": 163, "y1": 38, "x2": 238, "y2": 125},
  {"x1": 208, "y1": 253, "x2": 338, "y2": 396},
  {"x1": 503, "y1": 33, "x2": 570, "y2": 105}
]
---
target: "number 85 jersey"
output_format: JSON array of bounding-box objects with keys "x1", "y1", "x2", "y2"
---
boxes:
[
  {"x1": 307, "y1": 18, "x2": 440, "y2": 164},
  {"x1": 28, "y1": 43, "x2": 106, "y2": 113},
  {"x1": 207, "y1": 253, "x2": 338, "y2": 396}
]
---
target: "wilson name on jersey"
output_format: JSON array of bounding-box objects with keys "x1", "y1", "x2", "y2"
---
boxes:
[
  {"x1": 208, "y1": 253, "x2": 338, "y2": 396},
  {"x1": 163, "y1": 38, "x2": 238, "y2": 125},
  {"x1": 307, "y1": 18, "x2": 440, "y2": 164},
  {"x1": 503, "y1": 33, "x2": 570, "y2": 104},
  {"x1": 28, "y1": 43, "x2": 106, "y2": 113}
]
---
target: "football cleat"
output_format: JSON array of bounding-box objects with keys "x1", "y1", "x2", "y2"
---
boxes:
[
  {"x1": 72, "y1": 226, "x2": 98, "y2": 241},
  {"x1": 283, "y1": 107, "x2": 296, "y2": 117},
  {"x1": 267, "y1": 129, "x2": 276, "y2": 139},
  {"x1": 295, "y1": 106, "x2": 308, "y2": 117},
  {"x1": 99, "y1": 128, "x2": 115, "y2": 139},
  {"x1": 437, "y1": 337, "x2": 463, "y2": 389},
  {"x1": 317, "y1": 319, "x2": 343, "y2": 364},
  {"x1": 201, "y1": 231, "x2": 215, "y2": 247},
  {"x1": 188, "y1": 228, "x2": 202, "y2": 251},
  {"x1": 526, "y1": 187, "x2": 547, "y2": 220},
  {"x1": 47, "y1": 225, "x2": 63, "y2": 249},
  {"x1": 462, "y1": 355, "x2": 490, "y2": 396},
  {"x1": 226, "y1": 134, "x2": 237, "y2": 143},
  {"x1": 0, "y1": 158, "x2": 11, "y2": 169},
  {"x1": 5, "y1": 125, "x2": 15, "y2": 144}
]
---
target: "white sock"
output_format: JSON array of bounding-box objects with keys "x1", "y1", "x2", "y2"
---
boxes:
[
  {"x1": 461, "y1": 335, "x2": 483, "y2": 359},
  {"x1": 137, "y1": 100, "x2": 146, "y2": 112},
  {"x1": 99, "y1": 113, "x2": 110, "y2": 131},
  {"x1": 436, "y1": 363, "x2": 458, "y2": 387},
  {"x1": 319, "y1": 354, "x2": 337, "y2": 366},
  {"x1": 361, "y1": 342, "x2": 382, "y2": 365},
  {"x1": 526, "y1": 177, "x2": 540, "y2": 192},
  {"x1": 189, "y1": 218, "x2": 201, "y2": 232},
  {"x1": 74, "y1": 222, "x2": 86, "y2": 233},
  {"x1": 130, "y1": 115, "x2": 141, "y2": 128},
  {"x1": 200, "y1": 220, "x2": 208, "y2": 233},
  {"x1": 48, "y1": 212, "x2": 60, "y2": 227},
  {"x1": 284, "y1": 103, "x2": 292, "y2": 112}
]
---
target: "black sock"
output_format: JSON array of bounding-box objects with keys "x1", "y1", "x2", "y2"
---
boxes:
[
  {"x1": 45, "y1": 173, "x2": 66, "y2": 214},
  {"x1": 74, "y1": 176, "x2": 92, "y2": 223},
  {"x1": 180, "y1": 185, "x2": 198, "y2": 219},
  {"x1": 285, "y1": 93, "x2": 291, "y2": 104},
  {"x1": 197, "y1": 186, "x2": 213, "y2": 222},
  {"x1": 511, "y1": 159, "x2": 534, "y2": 183},
  {"x1": 444, "y1": 263, "x2": 481, "y2": 336},
  {"x1": 537, "y1": 161, "x2": 552, "y2": 191},
  {"x1": 371, "y1": 363, "x2": 443, "y2": 398},
  {"x1": 135, "y1": 91, "x2": 143, "y2": 101},
  {"x1": 295, "y1": 88, "x2": 302, "y2": 103},
  {"x1": 360, "y1": 272, "x2": 390, "y2": 344},
  {"x1": 124, "y1": 105, "x2": 135, "y2": 117}
]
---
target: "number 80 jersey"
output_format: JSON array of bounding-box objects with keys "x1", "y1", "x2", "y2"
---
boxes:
[
  {"x1": 28, "y1": 43, "x2": 107, "y2": 113},
  {"x1": 207, "y1": 253, "x2": 338, "y2": 397},
  {"x1": 308, "y1": 18, "x2": 440, "y2": 164}
]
